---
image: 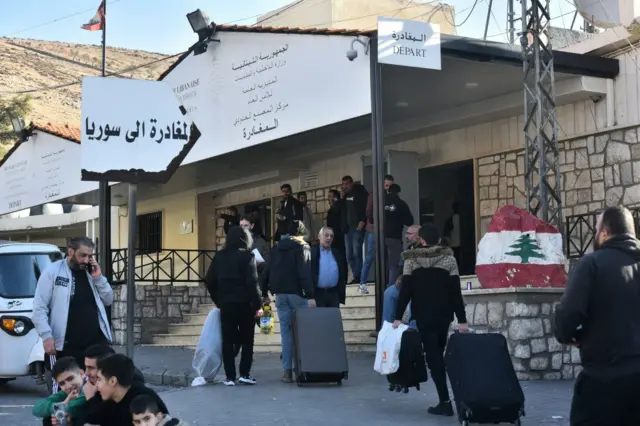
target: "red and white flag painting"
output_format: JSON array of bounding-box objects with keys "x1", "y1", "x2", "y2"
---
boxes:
[
  {"x1": 81, "y1": 1, "x2": 105, "y2": 31},
  {"x1": 476, "y1": 205, "x2": 568, "y2": 289}
]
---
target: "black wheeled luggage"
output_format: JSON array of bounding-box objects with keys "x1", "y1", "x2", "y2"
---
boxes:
[
  {"x1": 387, "y1": 328, "x2": 428, "y2": 393},
  {"x1": 291, "y1": 307, "x2": 349, "y2": 386},
  {"x1": 445, "y1": 332, "x2": 525, "y2": 425}
]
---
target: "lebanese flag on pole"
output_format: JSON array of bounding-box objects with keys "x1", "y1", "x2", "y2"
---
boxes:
[
  {"x1": 81, "y1": 1, "x2": 105, "y2": 31},
  {"x1": 476, "y1": 206, "x2": 568, "y2": 289}
]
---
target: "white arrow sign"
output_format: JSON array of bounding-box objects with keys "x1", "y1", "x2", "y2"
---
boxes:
[{"x1": 80, "y1": 77, "x2": 200, "y2": 184}]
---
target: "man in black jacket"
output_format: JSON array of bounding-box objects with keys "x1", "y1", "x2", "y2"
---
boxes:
[
  {"x1": 80, "y1": 344, "x2": 147, "y2": 426},
  {"x1": 555, "y1": 206, "x2": 640, "y2": 425},
  {"x1": 311, "y1": 226, "x2": 347, "y2": 308},
  {"x1": 91, "y1": 354, "x2": 167, "y2": 426},
  {"x1": 260, "y1": 221, "x2": 315, "y2": 383},
  {"x1": 326, "y1": 189, "x2": 346, "y2": 264},
  {"x1": 384, "y1": 184, "x2": 414, "y2": 285},
  {"x1": 341, "y1": 175, "x2": 368, "y2": 284},
  {"x1": 275, "y1": 184, "x2": 303, "y2": 242},
  {"x1": 393, "y1": 223, "x2": 468, "y2": 418}
]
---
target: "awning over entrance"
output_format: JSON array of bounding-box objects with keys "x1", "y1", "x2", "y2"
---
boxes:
[{"x1": 63, "y1": 26, "x2": 619, "y2": 205}]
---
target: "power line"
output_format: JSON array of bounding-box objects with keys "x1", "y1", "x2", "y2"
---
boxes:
[{"x1": 444, "y1": 0, "x2": 481, "y2": 28}]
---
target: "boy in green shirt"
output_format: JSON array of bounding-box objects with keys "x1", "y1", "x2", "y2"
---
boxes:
[{"x1": 32, "y1": 356, "x2": 88, "y2": 425}]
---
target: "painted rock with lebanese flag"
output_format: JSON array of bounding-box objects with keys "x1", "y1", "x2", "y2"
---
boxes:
[{"x1": 476, "y1": 205, "x2": 568, "y2": 288}]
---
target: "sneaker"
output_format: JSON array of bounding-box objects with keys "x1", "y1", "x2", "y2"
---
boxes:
[
  {"x1": 281, "y1": 370, "x2": 293, "y2": 384},
  {"x1": 359, "y1": 284, "x2": 369, "y2": 294},
  {"x1": 238, "y1": 376, "x2": 256, "y2": 385},
  {"x1": 223, "y1": 378, "x2": 236, "y2": 386},
  {"x1": 427, "y1": 401, "x2": 454, "y2": 417}
]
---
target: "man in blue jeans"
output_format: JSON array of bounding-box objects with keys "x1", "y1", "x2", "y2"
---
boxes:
[
  {"x1": 371, "y1": 224, "x2": 421, "y2": 337},
  {"x1": 260, "y1": 221, "x2": 315, "y2": 383},
  {"x1": 340, "y1": 175, "x2": 369, "y2": 286}
]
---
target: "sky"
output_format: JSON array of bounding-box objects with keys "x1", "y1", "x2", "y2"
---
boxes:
[{"x1": 0, "y1": 0, "x2": 580, "y2": 55}]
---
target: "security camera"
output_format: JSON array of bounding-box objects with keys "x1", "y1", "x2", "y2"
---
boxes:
[{"x1": 346, "y1": 37, "x2": 370, "y2": 62}]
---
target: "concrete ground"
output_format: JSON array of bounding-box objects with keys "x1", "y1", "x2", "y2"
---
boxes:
[{"x1": 1, "y1": 347, "x2": 574, "y2": 425}]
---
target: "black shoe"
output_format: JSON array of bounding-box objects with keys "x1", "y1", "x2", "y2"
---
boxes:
[
  {"x1": 427, "y1": 401, "x2": 454, "y2": 417},
  {"x1": 348, "y1": 278, "x2": 360, "y2": 285}
]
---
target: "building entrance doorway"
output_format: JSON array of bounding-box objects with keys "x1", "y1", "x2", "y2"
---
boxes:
[{"x1": 418, "y1": 160, "x2": 476, "y2": 275}]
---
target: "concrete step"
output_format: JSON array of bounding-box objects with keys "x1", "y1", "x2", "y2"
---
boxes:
[
  {"x1": 169, "y1": 316, "x2": 375, "y2": 335},
  {"x1": 197, "y1": 294, "x2": 374, "y2": 313},
  {"x1": 184, "y1": 304, "x2": 376, "y2": 325},
  {"x1": 152, "y1": 329, "x2": 376, "y2": 347}
]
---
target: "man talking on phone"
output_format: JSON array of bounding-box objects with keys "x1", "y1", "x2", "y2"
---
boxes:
[{"x1": 33, "y1": 236, "x2": 113, "y2": 393}]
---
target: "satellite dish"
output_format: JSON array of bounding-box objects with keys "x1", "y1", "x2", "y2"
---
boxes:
[{"x1": 574, "y1": 0, "x2": 640, "y2": 29}]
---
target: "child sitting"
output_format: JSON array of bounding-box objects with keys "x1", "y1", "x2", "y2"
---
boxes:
[
  {"x1": 32, "y1": 356, "x2": 88, "y2": 426},
  {"x1": 130, "y1": 394, "x2": 187, "y2": 426}
]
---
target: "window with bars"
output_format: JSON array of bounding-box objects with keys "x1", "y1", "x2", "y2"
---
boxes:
[{"x1": 137, "y1": 211, "x2": 162, "y2": 253}]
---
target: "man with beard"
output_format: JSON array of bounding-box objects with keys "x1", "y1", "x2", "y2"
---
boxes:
[
  {"x1": 275, "y1": 184, "x2": 303, "y2": 242},
  {"x1": 33, "y1": 236, "x2": 113, "y2": 392},
  {"x1": 555, "y1": 206, "x2": 640, "y2": 425}
]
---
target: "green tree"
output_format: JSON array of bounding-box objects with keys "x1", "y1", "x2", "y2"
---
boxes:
[
  {"x1": 0, "y1": 95, "x2": 32, "y2": 158},
  {"x1": 505, "y1": 234, "x2": 545, "y2": 264}
]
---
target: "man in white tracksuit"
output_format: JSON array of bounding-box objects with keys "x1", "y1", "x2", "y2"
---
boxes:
[{"x1": 32, "y1": 236, "x2": 113, "y2": 391}]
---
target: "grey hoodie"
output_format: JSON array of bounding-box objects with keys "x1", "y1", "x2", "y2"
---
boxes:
[{"x1": 32, "y1": 259, "x2": 113, "y2": 351}]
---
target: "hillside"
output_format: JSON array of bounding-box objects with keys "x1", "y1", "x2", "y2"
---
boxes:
[{"x1": 0, "y1": 38, "x2": 179, "y2": 127}]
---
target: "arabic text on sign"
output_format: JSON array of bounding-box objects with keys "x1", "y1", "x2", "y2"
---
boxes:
[
  {"x1": 391, "y1": 31, "x2": 427, "y2": 43},
  {"x1": 84, "y1": 117, "x2": 190, "y2": 144}
]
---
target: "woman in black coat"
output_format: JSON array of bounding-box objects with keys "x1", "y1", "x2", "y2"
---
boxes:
[{"x1": 204, "y1": 226, "x2": 261, "y2": 386}]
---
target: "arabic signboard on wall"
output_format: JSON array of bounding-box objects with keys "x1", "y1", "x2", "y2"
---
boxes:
[
  {"x1": 161, "y1": 31, "x2": 371, "y2": 164},
  {"x1": 377, "y1": 17, "x2": 441, "y2": 70},
  {"x1": 80, "y1": 77, "x2": 201, "y2": 184},
  {"x1": 0, "y1": 132, "x2": 98, "y2": 216}
]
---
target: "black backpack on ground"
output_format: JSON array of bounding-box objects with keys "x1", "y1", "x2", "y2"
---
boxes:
[{"x1": 387, "y1": 328, "x2": 428, "y2": 393}]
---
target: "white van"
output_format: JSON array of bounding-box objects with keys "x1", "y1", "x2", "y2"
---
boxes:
[{"x1": 0, "y1": 241, "x2": 63, "y2": 389}]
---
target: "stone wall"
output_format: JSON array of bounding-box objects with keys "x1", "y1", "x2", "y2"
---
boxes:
[
  {"x1": 463, "y1": 288, "x2": 582, "y2": 380},
  {"x1": 110, "y1": 283, "x2": 209, "y2": 345},
  {"x1": 477, "y1": 126, "x2": 640, "y2": 238}
]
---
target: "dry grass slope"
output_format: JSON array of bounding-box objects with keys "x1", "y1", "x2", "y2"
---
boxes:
[{"x1": 0, "y1": 37, "x2": 179, "y2": 127}]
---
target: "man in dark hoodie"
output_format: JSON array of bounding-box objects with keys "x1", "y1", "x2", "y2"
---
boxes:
[
  {"x1": 275, "y1": 184, "x2": 303, "y2": 242},
  {"x1": 384, "y1": 183, "x2": 414, "y2": 285},
  {"x1": 341, "y1": 175, "x2": 368, "y2": 284},
  {"x1": 555, "y1": 206, "x2": 640, "y2": 425},
  {"x1": 393, "y1": 223, "x2": 468, "y2": 418},
  {"x1": 260, "y1": 220, "x2": 315, "y2": 383}
]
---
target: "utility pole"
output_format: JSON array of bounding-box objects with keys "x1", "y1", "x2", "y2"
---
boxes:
[{"x1": 520, "y1": 0, "x2": 563, "y2": 233}]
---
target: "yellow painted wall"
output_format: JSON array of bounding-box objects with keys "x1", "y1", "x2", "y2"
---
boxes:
[{"x1": 118, "y1": 190, "x2": 198, "y2": 250}]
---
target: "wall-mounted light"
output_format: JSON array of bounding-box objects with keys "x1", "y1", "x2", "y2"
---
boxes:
[{"x1": 187, "y1": 9, "x2": 218, "y2": 56}]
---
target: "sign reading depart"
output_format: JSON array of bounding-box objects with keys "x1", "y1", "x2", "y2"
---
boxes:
[
  {"x1": 377, "y1": 16, "x2": 441, "y2": 70},
  {"x1": 80, "y1": 77, "x2": 201, "y2": 184}
]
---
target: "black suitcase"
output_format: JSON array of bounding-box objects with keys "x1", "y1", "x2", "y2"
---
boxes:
[
  {"x1": 291, "y1": 307, "x2": 349, "y2": 386},
  {"x1": 445, "y1": 332, "x2": 525, "y2": 425},
  {"x1": 387, "y1": 328, "x2": 428, "y2": 393}
]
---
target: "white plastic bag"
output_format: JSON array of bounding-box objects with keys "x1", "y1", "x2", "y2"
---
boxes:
[
  {"x1": 191, "y1": 307, "x2": 222, "y2": 387},
  {"x1": 374, "y1": 321, "x2": 408, "y2": 375}
]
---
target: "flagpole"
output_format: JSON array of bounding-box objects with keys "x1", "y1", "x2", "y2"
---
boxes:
[
  {"x1": 101, "y1": 0, "x2": 107, "y2": 77},
  {"x1": 97, "y1": 0, "x2": 113, "y2": 342}
]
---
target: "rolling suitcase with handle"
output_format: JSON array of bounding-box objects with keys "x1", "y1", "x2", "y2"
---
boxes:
[
  {"x1": 291, "y1": 307, "x2": 349, "y2": 386},
  {"x1": 445, "y1": 332, "x2": 525, "y2": 425}
]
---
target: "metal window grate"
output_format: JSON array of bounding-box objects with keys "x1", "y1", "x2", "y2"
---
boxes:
[{"x1": 137, "y1": 211, "x2": 162, "y2": 253}]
